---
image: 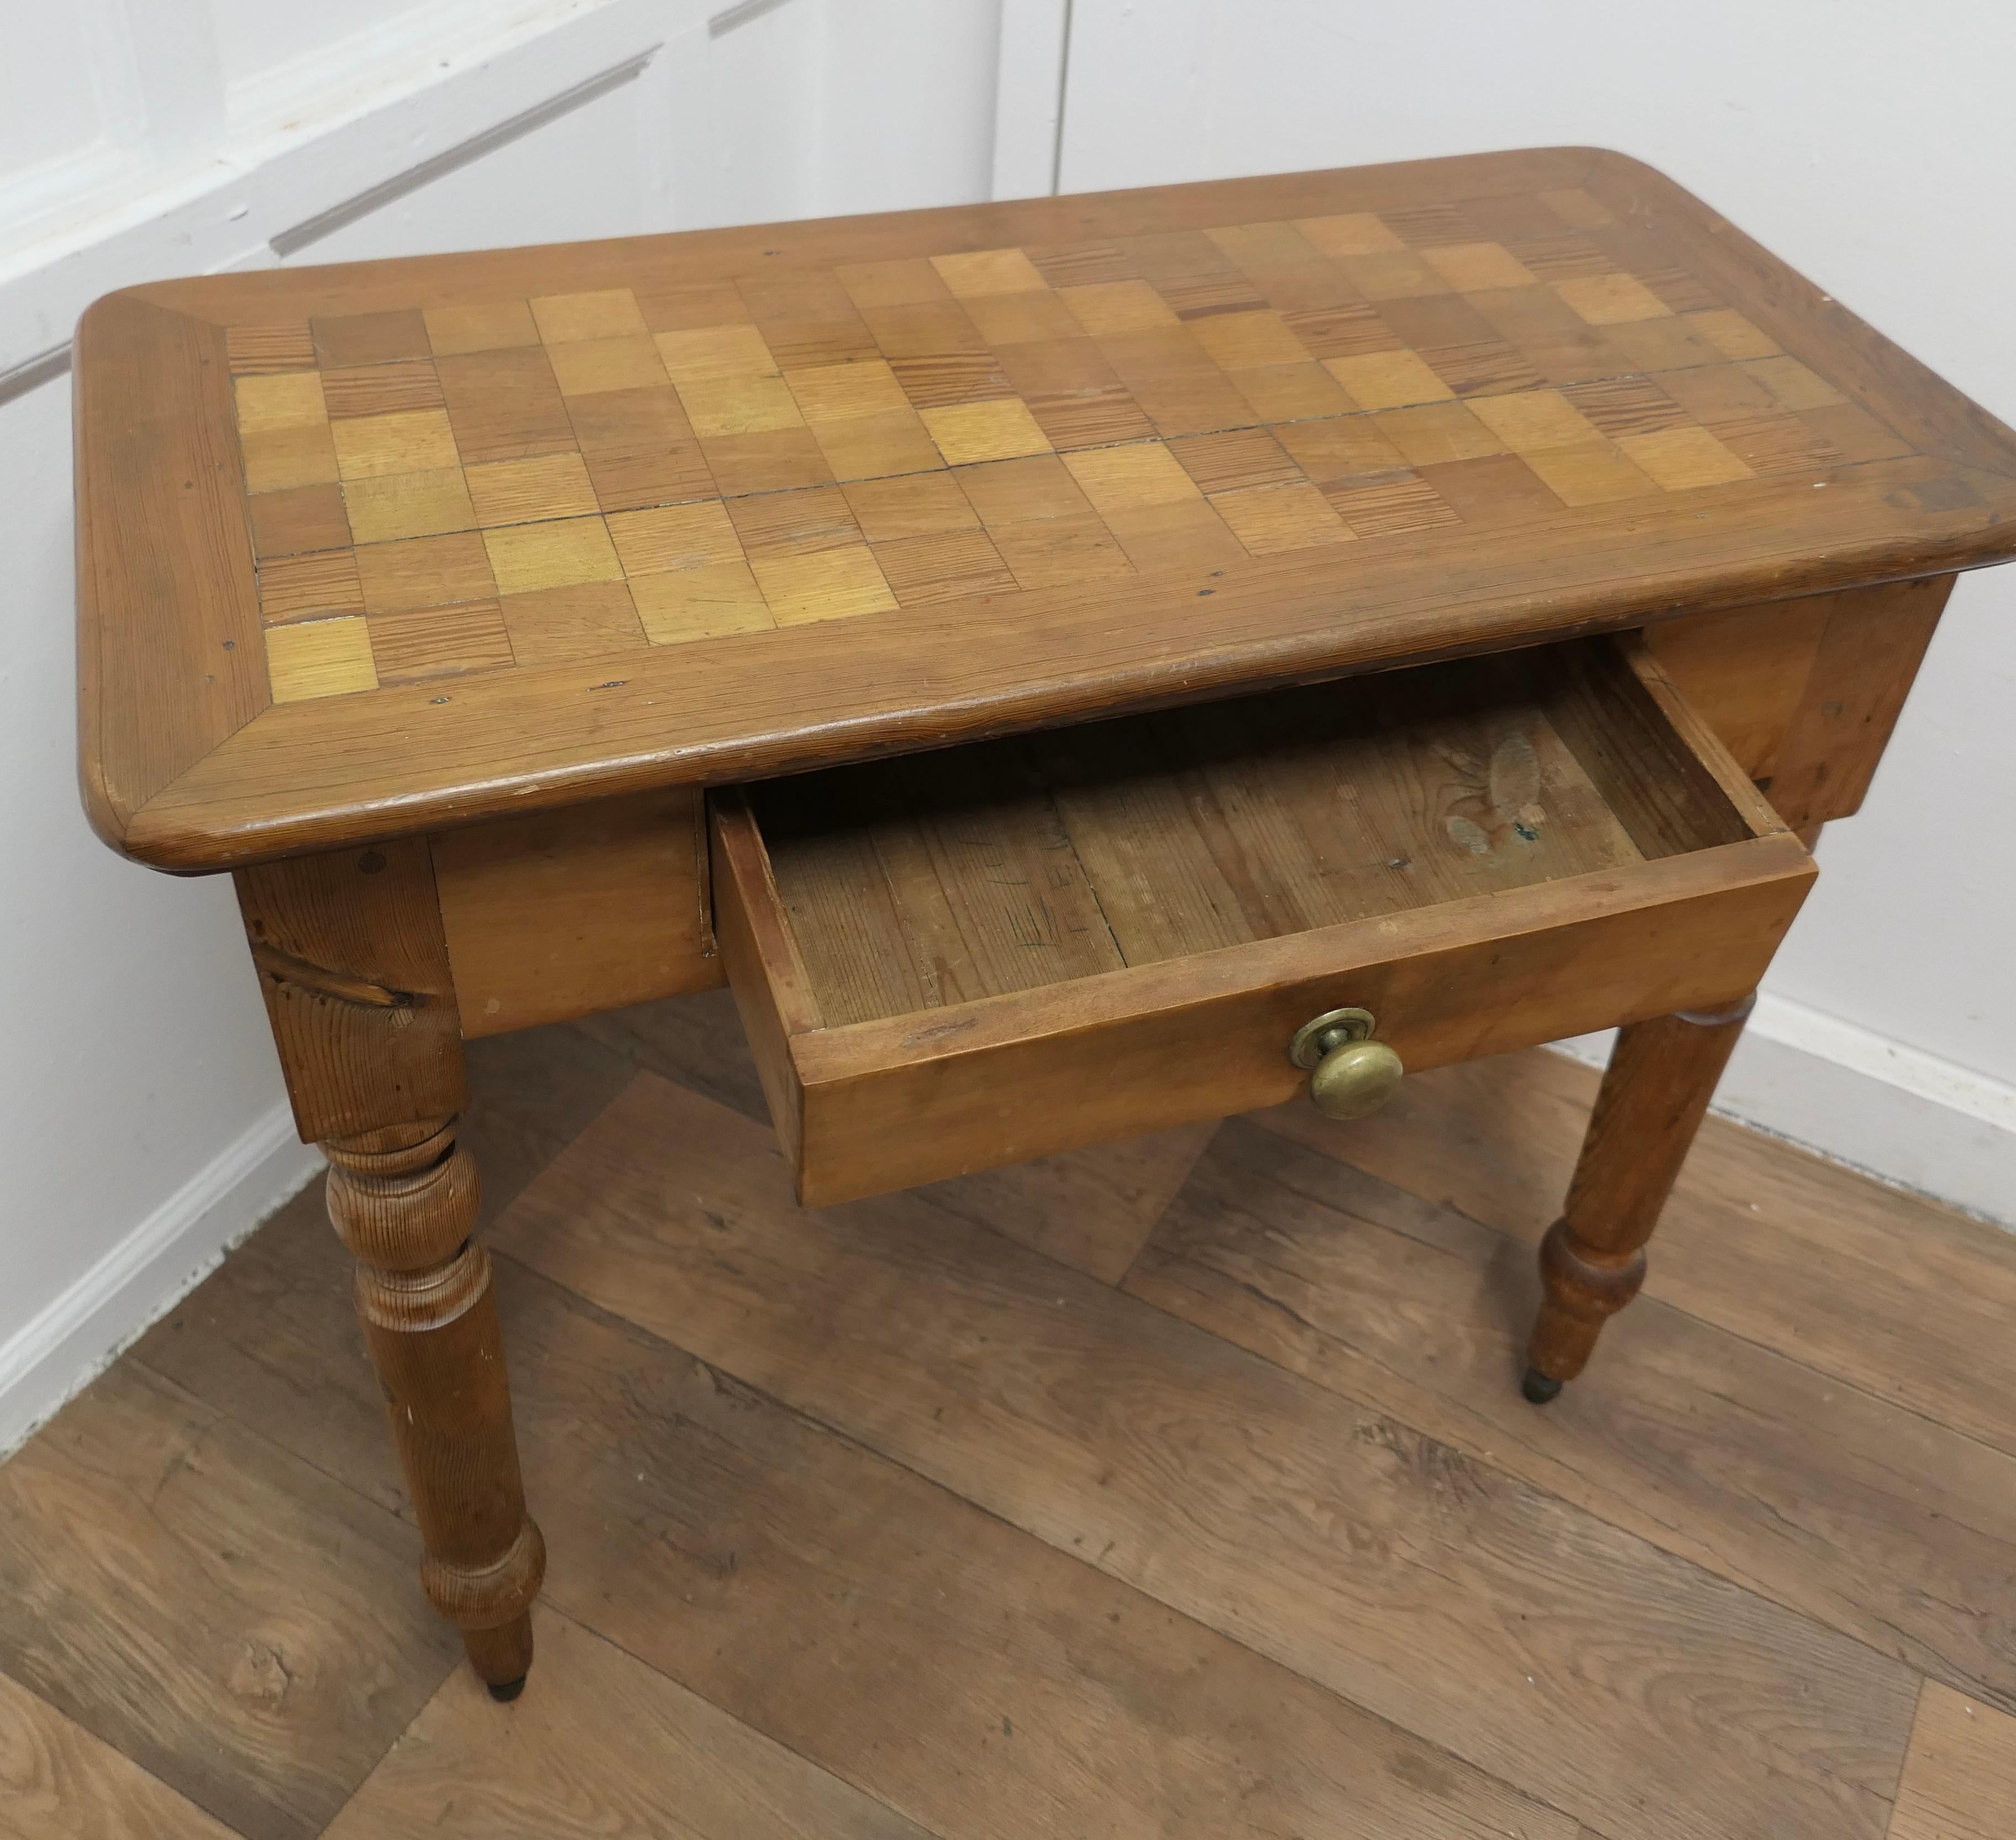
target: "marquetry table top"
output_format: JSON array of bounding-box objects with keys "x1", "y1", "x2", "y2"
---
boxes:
[{"x1": 76, "y1": 147, "x2": 2016, "y2": 870}]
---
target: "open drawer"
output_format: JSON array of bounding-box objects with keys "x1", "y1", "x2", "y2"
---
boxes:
[{"x1": 711, "y1": 637, "x2": 1814, "y2": 1206}]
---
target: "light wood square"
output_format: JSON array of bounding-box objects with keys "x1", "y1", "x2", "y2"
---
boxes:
[
  {"x1": 960, "y1": 289, "x2": 1083, "y2": 346},
  {"x1": 423, "y1": 301, "x2": 540, "y2": 356},
  {"x1": 1687, "y1": 309, "x2": 1784, "y2": 361},
  {"x1": 1334, "y1": 251, "x2": 1452, "y2": 301},
  {"x1": 235, "y1": 371, "x2": 328, "y2": 432},
  {"x1": 1211, "y1": 481, "x2": 1355, "y2": 554},
  {"x1": 1227, "y1": 362, "x2": 1355, "y2": 423},
  {"x1": 498, "y1": 580, "x2": 645, "y2": 663},
  {"x1": 266, "y1": 616, "x2": 377, "y2": 702},
  {"x1": 1468, "y1": 390, "x2": 1607, "y2": 453},
  {"x1": 750, "y1": 544, "x2": 899, "y2": 624},
  {"x1": 810, "y1": 409, "x2": 947, "y2": 483},
  {"x1": 530, "y1": 288, "x2": 649, "y2": 345},
  {"x1": 483, "y1": 516, "x2": 623, "y2": 595},
  {"x1": 1616, "y1": 425, "x2": 1755, "y2": 490},
  {"x1": 1293, "y1": 212, "x2": 1405, "y2": 256},
  {"x1": 921, "y1": 398, "x2": 1054, "y2": 466},
  {"x1": 931, "y1": 248, "x2": 1049, "y2": 298},
  {"x1": 1060, "y1": 281, "x2": 1182, "y2": 337},
  {"x1": 366, "y1": 600, "x2": 516, "y2": 684},
  {"x1": 631, "y1": 561, "x2": 775, "y2": 644},
  {"x1": 1324, "y1": 350, "x2": 1456, "y2": 411},
  {"x1": 843, "y1": 471, "x2": 981, "y2": 542},
  {"x1": 1555, "y1": 273, "x2": 1672, "y2": 326},
  {"x1": 258, "y1": 550, "x2": 365, "y2": 625},
  {"x1": 607, "y1": 500, "x2": 745, "y2": 576},
  {"x1": 677, "y1": 374, "x2": 805, "y2": 438},
  {"x1": 1522, "y1": 443, "x2": 1662, "y2": 506},
  {"x1": 786, "y1": 359, "x2": 913, "y2": 423},
  {"x1": 343, "y1": 468, "x2": 478, "y2": 544},
  {"x1": 1422, "y1": 242, "x2": 1539, "y2": 292},
  {"x1": 331, "y1": 408, "x2": 460, "y2": 481},
  {"x1": 834, "y1": 258, "x2": 951, "y2": 309},
  {"x1": 1205, "y1": 220, "x2": 1324, "y2": 274},
  {"x1": 1064, "y1": 441, "x2": 1203, "y2": 513},
  {"x1": 465, "y1": 452, "x2": 600, "y2": 528},
  {"x1": 1540, "y1": 187, "x2": 1614, "y2": 228},
  {"x1": 1185, "y1": 309, "x2": 1310, "y2": 372},
  {"x1": 1742, "y1": 356, "x2": 1846, "y2": 412},
  {"x1": 1275, "y1": 414, "x2": 1409, "y2": 486},
  {"x1": 354, "y1": 531, "x2": 498, "y2": 614},
  {"x1": 1375, "y1": 401, "x2": 1508, "y2": 467},
  {"x1": 241, "y1": 423, "x2": 339, "y2": 493},
  {"x1": 546, "y1": 336, "x2": 672, "y2": 397},
  {"x1": 654, "y1": 324, "x2": 779, "y2": 385}
]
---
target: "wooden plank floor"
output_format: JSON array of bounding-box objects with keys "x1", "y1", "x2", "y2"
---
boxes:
[{"x1": 4, "y1": 987, "x2": 2014, "y2": 1839}]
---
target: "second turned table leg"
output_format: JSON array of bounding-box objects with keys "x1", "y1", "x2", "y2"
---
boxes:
[{"x1": 1523, "y1": 993, "x2": 1755, "y2": 1403}]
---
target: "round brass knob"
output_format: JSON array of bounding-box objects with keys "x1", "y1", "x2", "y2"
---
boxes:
[{"x1": 1288, "y1": 1007, "x2": 1404, "y2": 1119}]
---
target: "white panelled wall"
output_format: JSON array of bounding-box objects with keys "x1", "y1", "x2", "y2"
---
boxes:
[{"x1": 2, "y1": 0, "x2": 2008, "y2": 1450}]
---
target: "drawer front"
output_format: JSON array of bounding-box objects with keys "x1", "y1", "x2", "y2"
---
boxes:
[{"x1": 713, "y1": 640, "x2": 1815, "y2": 1206}]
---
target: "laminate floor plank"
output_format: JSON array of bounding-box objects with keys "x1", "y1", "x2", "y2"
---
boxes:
[
  {"x1": 0, "y1": 1363, "x2": 459, "y2": 1840},
  {"x1": 1260, "y1": 1047, "x2": 2016, "y2": 1455},
  {"x1": 489, "y1": 1071, "x2": 1920, "y2": 1840},
  {"x1": 1887, "y1": 1682, "x2": 2016, "y2": 1840},
  {"x1": 1124, "y1": 1118, "x2": 2016, "y2": 1711},
  {"x1": 146, "y1": 1184, "x2": 1573, "y2": 1840},
  {"x1": 321, "y1": 1606, "x2": 939, "y2": 1840},
  {"x1": 0, "y1": 1670, "x2": 241, "y2": 1840}
]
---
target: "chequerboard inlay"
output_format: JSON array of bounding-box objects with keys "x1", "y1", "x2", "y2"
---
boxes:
[{"x1": 224, "y1": 184, "x2": 1907, "y2": 706}]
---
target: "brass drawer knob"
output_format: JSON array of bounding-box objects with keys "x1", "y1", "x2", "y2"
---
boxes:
[{"x1": 1289, "y1": 1007, "x2": 1404, "y2": 1119}]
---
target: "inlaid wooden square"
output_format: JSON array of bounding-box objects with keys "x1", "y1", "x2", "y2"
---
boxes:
[
  {"x1": 920, "y1": 398, "x2": 1053, "y2": 466},
  {"x1": 266, "y1": 615, "x2": 378, "y2": 701},
  {"x1": 499, "y1": 580, "x2": 646, "y2": 663},
  {"x1": 631, "y1": 561, "x2": 775, "y2": 644},
  {"x1": 465, "y1": 452, "x2": 600, "y2": 528},
  {"x1": 366, "y1": 600, "x2": 516, "y2": 684},
  {"x1": 249, "y1": 482, "x2": 353, "y2": 560},
  {"x1": 424, "y1": 301, "x2": 541, "y2": 356},
  {"x1": 312, "y1": 310, "x2": 430, "y2": 369},
  {"x1": 343, "y1": 469, "x2": 479, "y2": 545},
  {"x1": 354, "y1": 531, "x2": 498, "y2": 614},
  {"x1": 750, "y1": 544, "x2": 899, "y2": 624},
  {"x1": 331, "y1": 409, "x2": 461, "y2": 481},
  {"x1": 241, "y1": 423, "x2": 339, "y2": 493},
  {"x1": 546, "y1": 336, "x2": 673, "y2": 397},
  {"x1": 607, "y1": 501, "x2": 746, "y2": 575},
  {"x1": 257, "y1": 549, "x2": 365, "y2": 625},
  {"x1": 483, "y1": 516, "x2": 623, "y2": 595},
  {"x1": 214, "y1": 183, "x2": 1889, "y2": 706},
  {"x1": 531, "y1": 289, "x2": 649, "y2": 345},
  {"x1": 1210, "y1": 481, "x2": 1355, "y2": 554}
]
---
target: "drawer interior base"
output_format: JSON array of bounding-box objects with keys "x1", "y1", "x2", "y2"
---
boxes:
[{"x1": 749, "y1": 643, "x2": 1756, "y2": 1033}]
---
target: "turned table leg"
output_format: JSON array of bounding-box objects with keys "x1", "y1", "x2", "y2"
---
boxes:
[
  {"x1": 235, "y1": 841, "x2": 545, "y2": 1696},
  {"x1": 1523, "y1": 993, "x2": 1754, "y2": 1403}
]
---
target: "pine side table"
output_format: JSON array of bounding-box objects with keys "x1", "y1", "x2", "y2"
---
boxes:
[{"x1": 75, "y1": 148, "x2": 2016, "y2": 1699}]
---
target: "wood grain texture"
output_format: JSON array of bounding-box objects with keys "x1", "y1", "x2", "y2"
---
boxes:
[
  {"x1": 1259, "y1": 1047, "x2": 2016, "y2": 1462},
  {"x1": 432, "y1": 787, "x2": 720, "y2": 1038},
  {"x1": 323, "y1": 1606, "x2": 938, "y2": 1840},
  {"x1": 143, "y1": 1129, "x2": 1579, "y2": 1840},
  {"x1": 489, "y1": 1071, "x2": 1920, "y2": 1840},
  {"x1": 77, "y1": 151, "x2": 2016, "y2": 870},
  {"x1": 0, "y1": 1671, "x2": 238, "y2": 1840},
  {"x1": 233, "y1": 837, "x2": 464, "y2": 1142},
  {"x1": 1127, "y1": 1118, "x2": 2016, "y2": 1714},
  {"x1": 0, "y1": 1361, "x2": 459, "y2": 1839},
  {"x1": 1642, "y1": 593, "x2": 1835, "y2": 779},
  {"x1": 1887, "y1": 1684, "x2": 2016, "y2": 1840}
]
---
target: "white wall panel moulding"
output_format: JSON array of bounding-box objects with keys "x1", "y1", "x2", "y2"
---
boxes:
[{"x1": 0, "y1": 0, "x2": 704, "y2": 374}]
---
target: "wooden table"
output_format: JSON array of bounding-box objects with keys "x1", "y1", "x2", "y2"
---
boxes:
[{"x1": 76, "y1": 148, "x2": 2016, "y2": 1702}]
